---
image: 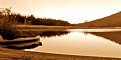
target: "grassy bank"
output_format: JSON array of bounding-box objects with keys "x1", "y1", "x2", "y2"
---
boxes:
[
  {"x1": 14, "y1": 25, "x2": 74, "y2": 29},
  {"x1": 15, "y1": 25, "x2": 121, "y2": 29}
]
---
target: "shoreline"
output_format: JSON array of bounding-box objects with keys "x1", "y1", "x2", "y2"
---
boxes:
[
  {"x1": 15, "y1": 25, "x2": 121, "y2": 29},
  {"x1": 0, "y1": 47, "x2": 121, "y2": 60}
]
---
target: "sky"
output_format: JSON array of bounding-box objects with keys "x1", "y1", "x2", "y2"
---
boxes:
[{"x1": 0, "y1": 0, "x2": 121, "y2": 24}]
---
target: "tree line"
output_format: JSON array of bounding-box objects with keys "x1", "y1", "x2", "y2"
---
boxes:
[{"x1": 0, "y1": 8, "x2": 71, "y2": 26}]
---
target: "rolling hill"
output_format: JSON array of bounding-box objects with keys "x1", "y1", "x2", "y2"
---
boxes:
[{"x1": 77, "y1": 11, "x2": 121, "y2": 27}]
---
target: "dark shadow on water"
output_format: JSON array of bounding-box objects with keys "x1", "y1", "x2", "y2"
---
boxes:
[
  {"x1": 87, "y1": 31, "x2": 121, "y2": 45},
  {"x1": 39, "y1": 31, "x2": 70, "y2": 37},
  {"x1": 2, "y1": 31, "x2": 70, "y2": 40},
  {"x1": 0, "y1": 31, "x2": 69, "y2": 49}
]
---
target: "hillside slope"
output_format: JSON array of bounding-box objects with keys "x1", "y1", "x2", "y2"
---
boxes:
[{"x1": 78, "y1": 11, "x2": 121, "y2": 27}]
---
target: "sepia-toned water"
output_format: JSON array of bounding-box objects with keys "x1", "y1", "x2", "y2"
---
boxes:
[{"x1": 24, "y1": 29, "x2": 121, "y2": 58}]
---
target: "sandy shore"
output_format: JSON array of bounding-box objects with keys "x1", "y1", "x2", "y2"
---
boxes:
[{"x1": 0, "y1": 47, "x2": 121, "y2": 60}]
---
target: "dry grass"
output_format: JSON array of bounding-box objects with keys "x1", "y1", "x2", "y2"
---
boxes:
[{"x1": 14, "y1": 25, "x2": 73, "y2": 29}]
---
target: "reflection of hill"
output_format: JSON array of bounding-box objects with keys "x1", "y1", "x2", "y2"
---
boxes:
[
  {"x1": 40, "y1": 31, "x2": 69, "y2": 37},
  {"x1": 78, "y1": 12, "x2": 121, "y2": 27},
  {"x1": 89, "y1": 32, "x2": 121, "y2": 44}
]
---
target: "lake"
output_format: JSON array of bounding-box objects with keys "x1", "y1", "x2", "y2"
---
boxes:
[
  {"x1": 25, "y1": 29, "x2": 121, "y2": 58},
  {"x1": 2, "y1": 29, "x2": 121, "y2": 58}
]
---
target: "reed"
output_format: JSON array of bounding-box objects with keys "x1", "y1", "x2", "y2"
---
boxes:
[{"x1": 0, "y1": 14, "x2": 18, "y2": 40}]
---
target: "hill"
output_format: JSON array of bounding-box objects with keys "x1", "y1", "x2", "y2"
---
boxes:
[{"x1": 77, "y1": 11, "x2": 121, "y2": 27}]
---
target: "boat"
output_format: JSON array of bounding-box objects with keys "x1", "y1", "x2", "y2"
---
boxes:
[{"x1": 0, "y1": 35, "x2": 42, "y2": 49}]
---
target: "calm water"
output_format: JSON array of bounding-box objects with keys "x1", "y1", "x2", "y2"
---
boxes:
[
  {"x1": 25, "y1": 29, "x2": 121, "y2": 58},
  {"x1": 8, "y1": 29, "x2": 121, "y2": 58}
]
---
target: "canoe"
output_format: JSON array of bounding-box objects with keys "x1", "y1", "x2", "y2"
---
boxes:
[
  {"x1": 0, "y1": 36, "x2": 41, "y2": 44},
  {"x1": 0, "y1": 36, "x2": 42, "y2": 49},
  {"x1": 2, "y1": 41, "x2": 42, "y2": 49}
]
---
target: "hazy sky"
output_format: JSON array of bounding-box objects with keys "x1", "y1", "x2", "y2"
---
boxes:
[{"x1": 0, "y1": 0, "x2": 121, "y2": 23}]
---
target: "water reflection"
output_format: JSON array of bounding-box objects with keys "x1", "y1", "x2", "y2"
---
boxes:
[
  {"x1": 88, "y1": 31, "x2": 121, "y2": 45},
  {"x1": 0, "y1": 31, "x2": 69, "y2": 50},
  {"x1": 2, "y1": 31, "x2": 70, "y2": 40},
  {"x1": 40, "y1": 31, "x2": 70, "y2": 37},
  {"x1": 27, "y1": 30, "x2": 121, "y2": 58},
  {"x1": 2, "y1": 29, "x2": 121, "y2": 58}
]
